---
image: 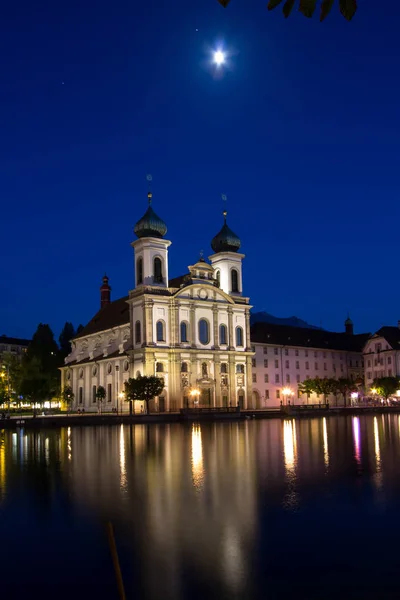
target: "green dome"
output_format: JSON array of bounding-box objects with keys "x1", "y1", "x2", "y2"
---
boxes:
[
  {"x1": 134, "y1": 193, "x2": 167, "y2": 239},
  {"x1": 211, "y1": 212, "x2": 241, "y2": 253}
]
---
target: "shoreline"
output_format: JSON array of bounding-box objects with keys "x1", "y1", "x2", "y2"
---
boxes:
[{"x1": 0, "y1": 405, "x2": 399, "y2": 429}]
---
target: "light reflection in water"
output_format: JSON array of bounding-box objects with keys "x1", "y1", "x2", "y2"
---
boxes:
[
  {"x1": 0, "y1": 432, "x2": 5, "y2": 501},
  {"x1": 67, "y1": 427, "x2": 71, "y2": 461},
  {"x1": 119, "y1": 424, "x2": 127, "y2": 492},
  {"x1": 283, "y1": 419, "x2": 297, "y2": 472},
  {"x1": 191, "y1": 424, "x2": 204, "y2": 490},
  {"x1": 374, "y1": 416, "x2": 381, "y2": 472},
  {"x1": 222, "y1": 525, "x2": 245, "y2": 593},
  {"x1": 352, "y1": 417, "x2": 361, "y2": 465},
  {"x1": 322, "y1": 417, "x2": 329, "y2": 467}
]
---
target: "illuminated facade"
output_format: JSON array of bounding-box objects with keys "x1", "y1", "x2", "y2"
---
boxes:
[
  {"x1": 61, "y1": 192, "x2": 253, "y2": 412},
  {"x1": 251, "y1": 318, "x2": 369, "y2": 407},
  {"x1": 363, "y1": 323, "x2": 400, "y2": 390}
]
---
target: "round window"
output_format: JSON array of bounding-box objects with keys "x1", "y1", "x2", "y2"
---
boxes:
[
  {"x1": 123, "y1": 360, "x2": 129, "y2": 372},
  {"x1": 92, "y1": 366, "x2": 97, "y2": 377},
  {"x1": 66, "y1": 370, "x2": 71, "y2": 381},
  {"x1": 79, "y1": 368, "x2": 84, "y2": 379},
  {"x1": 107, "y1": 363, "x2": 112, "y2": 374}
]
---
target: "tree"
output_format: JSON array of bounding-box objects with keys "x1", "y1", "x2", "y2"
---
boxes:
[
  {"x1": 76, "y1": 324, "x2": 84, "y2": 335},
  {"x1": 20, "y1": 324, "x2": 60, "y2": 409},
  {"x1": 298, "y1": 378, "x2": 315, "y2": 404},
  {"x1": 0, "y1": 375, "x2": 8, "y2": 407},
  {"x1": 1, "y1": 352, "x2": 22, "y2": 409},
  {"x1": 96, "y1": 386, "x2": 106, "y2": 413},
  {"x1": 59, "y1": 322, "x2": 75, "y2": 361},
  {"x1": 62, "y1": 386, "x2": 74, "y2": 412},
  {"x1": 217, "y1": 0, "x2": 357, "y2": 21},
  {"x1": 336, "y1": 377, "x2": 356, "y2": 408},
  {"x1": 372, "y1": 377, "x2": 400, "y2": 403},
  {"x1": 124, "y1": 375, "x2": 164, "y2": 415},
  {"x1": 313, "y1": 377, "x2": 335, "y2": 404}
]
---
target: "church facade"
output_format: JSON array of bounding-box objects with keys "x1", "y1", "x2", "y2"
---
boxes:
[{"x1": 61, "y1": 190, "x2": 253, "y2": 412}]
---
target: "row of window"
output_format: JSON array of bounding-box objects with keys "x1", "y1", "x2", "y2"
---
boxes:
[
  {"x1": 136, "y1": 257, "x2": 241, "y2": 293},
  {"x1": 253, "y1": 373, "x2": 301, "y2": 384},
  {"x1": 158, "y1": 362, "x2": 246, "y2": 374},
  {"x1": 367, "y1": 370, "x2": 393, "y2": 380},
  {"x1": 367, "y1": 357, "x2": 392, "y2": 367},
  {"x1": 259, "y1": 347, "x2": 345, "y2": 360},
  {"x1": 252, "y1": 358, "x2": 345, "y2": 372},
  {"x1": 141, "y1": 319, "x2": 245, "y2": 347},
  {"x1": 78, "y1": 383, "x2": 114, "y2": 404}
]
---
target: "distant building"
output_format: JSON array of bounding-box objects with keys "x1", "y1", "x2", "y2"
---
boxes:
[
  {"x1": 0, "y1": 335, "x2": 30, "y2": 362},
  {"x1": 250, "y1": 318, "x2": 369, "y2": 407},
  {"x1": 363, "y1": 323, "x2": 400, "y2": 389}
]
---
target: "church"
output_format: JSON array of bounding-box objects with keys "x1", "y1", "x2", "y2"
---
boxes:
[{"x1": 61, "y1": 188, "x2": 253, "y2": 412}]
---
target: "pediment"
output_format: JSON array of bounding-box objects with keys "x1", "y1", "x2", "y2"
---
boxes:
[{"x1": 173, "y1": 283, "x2": 234, "y2": 304}]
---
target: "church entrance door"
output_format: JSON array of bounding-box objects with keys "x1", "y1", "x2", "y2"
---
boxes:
[{"x1": 200, "y1": 388, "x2": 211, "y2": 407}]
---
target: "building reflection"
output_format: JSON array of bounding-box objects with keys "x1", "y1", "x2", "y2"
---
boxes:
[
  {"x1": 322, "y1": 417, "x2": 329, "y2": 468},
  {"x1": 67, "y1": 421, "x2": 258, "y2": 599}
]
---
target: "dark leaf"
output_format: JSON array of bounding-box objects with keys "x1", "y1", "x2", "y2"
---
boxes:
[
  {"x1": 217, "y1": 0, "x2": 231, "y2": 6},
  {"x1": 299, "y1": 0, "x2": 317, "y2": 18},
  {"x1": 283, "y1": 0, "x2": 296, "y2": 18},
  {"x1": 320, "y1": 0, "x2": 334, "y2": 21},
  {"x1": 267, "y1": 0, "x2": 284, "y2": 11},
  {"x1": 339, "y1": 0, "x2": 357, "y2": 20}
]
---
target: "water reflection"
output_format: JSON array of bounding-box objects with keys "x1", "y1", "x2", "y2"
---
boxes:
[
  {"x1": 191, "y1": 424, "x2": 204, "y2": 490},
  {"x1": 283, "y1": 419, "x2": 297, "y2": 473},
  {"x1": 2, "y1": 416, "x2": 400, "y2": 598},
  {"x1": 322, "y1": 417, "x2": 329, "y2": 467},
  {"x1": 352, "y1": 416, "x2": 361, "y2": 465}
]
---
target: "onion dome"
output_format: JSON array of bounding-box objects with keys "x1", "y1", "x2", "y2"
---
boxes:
[
  {"x1": 134, "y1": 192, "x2": 167, "y2": 239},
  {"x1": 211, "y1": 210, "x2": 241, "y2": 253}
]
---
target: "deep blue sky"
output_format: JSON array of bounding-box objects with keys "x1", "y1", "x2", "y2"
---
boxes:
[{"x1": 1, "y1": 0, "x2": 399, "y2": 340}]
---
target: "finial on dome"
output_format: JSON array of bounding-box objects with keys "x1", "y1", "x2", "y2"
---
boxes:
[
  {"x1": 211, "y1": 196, "x2": 241, "y2": 254},
  {"x1": 133, "y1": 175, "x2": 168, "y2": 239},
  {"x1": 147, "y1": 174, "x2": 153, "y2": 205},
  {"x1": 222, "y1": 194, "x2": 227, "y2": 222}
]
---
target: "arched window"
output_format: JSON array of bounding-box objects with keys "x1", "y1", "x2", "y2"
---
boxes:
[
  {"x1": 180, "y1": 321, "x2": 188, "y2": 343},
  {"x1": 156, "y1": 320, "x2": 165, "y2": 342},
  {"x1": 236, "y1": 364, "x2": 244, "y2": 374},
  {"x1": 231, "y1": 269, "x2": 239, "y2": 293},
  {"x1": 137, "y1": 257, "x2": 143, "y2": 285},
  {"x1": 135, "y1": 320, "x2": 141, "y2": 344},
  {"x1": 156, "y1": 362, "x2": 164, "y2": 373},
  {"x1": 219, "y1": 324, "x2": 227, "y2": 345},
  {"x1": 154, "y1": 257, "x2": 163, "y2": 283},
  {"x1": 236, "y1": 326, "x2": 244, "y2": 347},
  {"x1": 221, "y1": 363, "x2": 227, "y2": 374},
  {"x1": 181, "y1": 362, "x2": 188, "y2": 373},
  {"x1": 198, "y1": 319, "x2": 210, "y2": 345},
  {"x1": 202, "y1": 362, "x2": 208, "y2": 377},
  {"x1": 215, "y1": 270, "x2": 220, "y2": 286}
]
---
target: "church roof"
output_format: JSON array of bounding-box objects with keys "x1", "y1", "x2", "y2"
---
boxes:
[
  {"x1": 251, "y1": 322, "x2": 370, "y2": 352},
  {"x1": 211, "y1": 211, "x2": 241, "y2": 254},
  {"x1": 74, "y1": 296, "x2": 130, "y2": 339},
  {"x1": 134, "y1": 193, "x2": 167, "y2": 239}
]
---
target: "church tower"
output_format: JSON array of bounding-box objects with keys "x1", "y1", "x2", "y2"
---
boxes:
[
  {"x1": 209, "y1": 209, "x2": 244, "y2": 296},
  {"x1": 131, "y1": 184, "x2": 171, "y2": 289}
]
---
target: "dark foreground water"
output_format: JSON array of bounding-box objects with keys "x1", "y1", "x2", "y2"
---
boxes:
[{"x1": 1, "y1": 415, "x2": 400, "y2": 599}]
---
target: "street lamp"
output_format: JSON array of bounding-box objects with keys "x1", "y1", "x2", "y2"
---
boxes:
[
  {"x1": 189, "y1": 388, "x2": 200, "y2": 408},
  {"x1": 282, "y1": 387, "x2": 294, "y2": 406},
  {"x1": 118, "y1": 392, "x2": 125, "y2": 415},
  {"x1": 351, "y1": 392, "x2": 358, "y2": 406}
]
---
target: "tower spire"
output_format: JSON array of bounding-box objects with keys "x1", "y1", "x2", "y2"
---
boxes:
[
  {"x1": 100, "y1": 274, "x2": 111, "y2": 309},
  {"x1": 146, "y1": 173, "x2": 152, "y2": 205},
  {"x1": 222, "y1": 193, "x2": 227, "y2": 222}
]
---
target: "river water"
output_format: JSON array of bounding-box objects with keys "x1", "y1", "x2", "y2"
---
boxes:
[{"x1": 0, "y1": 415, "x2": 399, "y2": 599}]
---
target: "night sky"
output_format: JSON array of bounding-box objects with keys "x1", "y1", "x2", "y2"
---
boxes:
[{"x1": 1, "y1": 0, "x2": 399, "y2": 340}]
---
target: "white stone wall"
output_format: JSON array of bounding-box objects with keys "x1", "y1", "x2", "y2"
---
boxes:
[
  {"x1": 209, "y1": 252, "x2": 244, "y2": 296},
  {"x1": 363, "y1": 336, "x2": 399, "y2": 389},
  {"x1": 251, "y1": 343, "x2": 362, "y2": 407}
]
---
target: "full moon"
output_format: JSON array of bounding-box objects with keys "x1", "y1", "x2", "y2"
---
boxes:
[{"x1": 213, "y1": 50, "x2": 225, "y2": 66}]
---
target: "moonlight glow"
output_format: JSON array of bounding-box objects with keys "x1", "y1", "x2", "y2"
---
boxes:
[{"x1": 213, "y1": 50, "x2": 225, "y2": 66}]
